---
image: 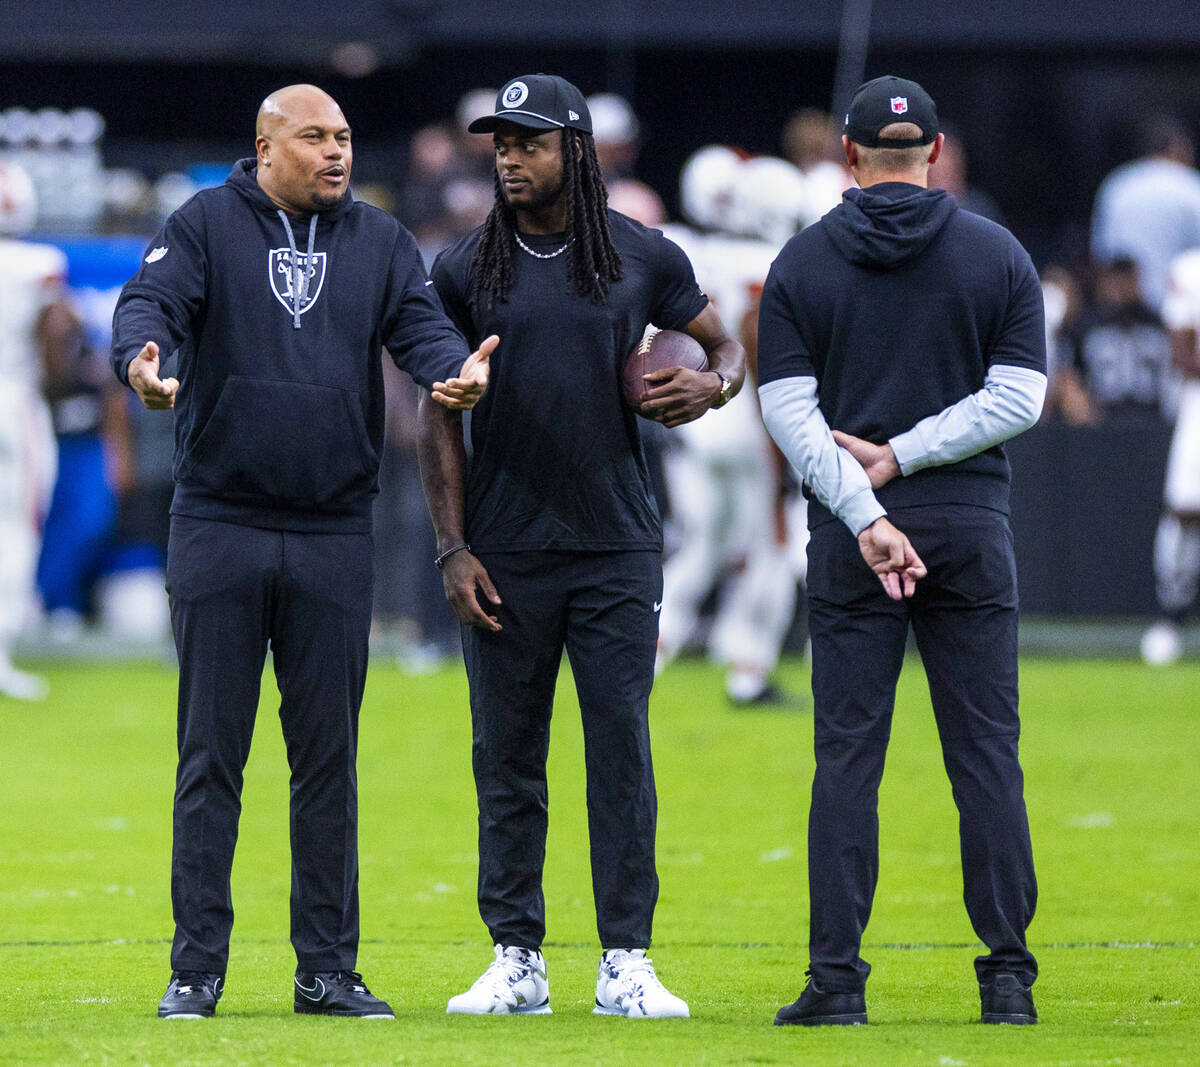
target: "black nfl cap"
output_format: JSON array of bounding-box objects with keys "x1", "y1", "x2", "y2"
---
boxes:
[
  {"x1": 844, "y1": 75, "x2": 938, "y2": 148},
  {"x1": 468, "y1": 74, "x2": 592, "y2": 135}
]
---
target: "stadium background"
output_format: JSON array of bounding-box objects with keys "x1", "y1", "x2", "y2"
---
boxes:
[
  {"x1": 5, "y1": 1, "x2": 1200, "y2": 624},
  {"x1": 2, "y1": 6, "x2": 1199, "y2": 1062}
]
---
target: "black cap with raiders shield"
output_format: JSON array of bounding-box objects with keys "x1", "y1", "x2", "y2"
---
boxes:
[
  {"x1": 468, "y1": 74, "x2": 593, "y2": 135},
  {"x1": 844, "y1": 75, "x2": 939, "y2": 148}
]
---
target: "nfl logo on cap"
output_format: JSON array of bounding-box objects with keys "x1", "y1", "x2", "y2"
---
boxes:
[{"x1": 890, "y1": 96, "x2": 908, "y2": 114}]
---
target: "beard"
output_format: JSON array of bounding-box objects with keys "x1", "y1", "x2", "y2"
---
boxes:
[
  {"x1": 502, "y1": 175, "x2": 565, "y2": 215},
  {"x1": 309, "y1": 186, "x2": 348, "y2": 212}
]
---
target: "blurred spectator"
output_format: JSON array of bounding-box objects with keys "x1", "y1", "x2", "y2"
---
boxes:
[
  {"x1": 780, "y1": 107, "x2": 851, "y2": 216},
  {"x1": 1091, "y1": 114, "x2": 1200, "y2": 311},
  {"x1": 396, "y1": 122, "x2": 472, "y2": 258},
  {"x1": 0, "y1": 162, "x2": 64, "y2": 699},
  {"x1": 454, "y1": 87, "x2": 500, "y2": 179},
  {"x1": 1040, "y1": 264, "x2": 1096, "y2": 425},
  {"x1": 587, "y1": 93, "x2": 640, "y2": 179},
  {"x1": 1141, "y1": 246, "x2": 1200, "y2": 665},
  {"x1": 1063, "y1": 257, "x2": 1174, "y2": 422},
  {"x1": 928, "y1": 122, "x2": 1005, "y2": 224},
  {"x1": 396, "y1": 118, "x2": 496, "y2": 263},
  {"x1": 36, "y1": 299, "x2": 128, "y2": 640}
]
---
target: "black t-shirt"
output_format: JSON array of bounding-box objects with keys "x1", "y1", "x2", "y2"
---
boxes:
[{"x1": 431, "y1": 210, "x2": 708, "y2": 552}]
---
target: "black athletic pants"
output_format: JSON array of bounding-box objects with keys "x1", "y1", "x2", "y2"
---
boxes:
[
  {"x1": 460, "y1": 549, "x2": 662, "y2": 950},
  {"x1": 165, "y1": 515, "x2": 373, "y2": 974},
  {"x1": 805, "y1": 505, "x2": 1038, "y2": 992}
]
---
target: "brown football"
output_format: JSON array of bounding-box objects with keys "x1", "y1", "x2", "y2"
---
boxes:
[{"x1": 621, "y1": 329, "x2": 708, "y2": 414}]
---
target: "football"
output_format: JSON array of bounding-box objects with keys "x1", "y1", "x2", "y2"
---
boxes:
[{"x1": 621, "y1": 329, "x2": 708, "y2": 413}]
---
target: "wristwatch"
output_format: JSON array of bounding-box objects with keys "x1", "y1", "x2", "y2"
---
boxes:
[{"x1": 711, "y1": 370, "x2": 733, "y2": 409}]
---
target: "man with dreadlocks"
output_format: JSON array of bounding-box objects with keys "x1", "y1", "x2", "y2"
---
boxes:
[{"x1": 419, "y1": 74, "x2": 744, "y2": 1018}]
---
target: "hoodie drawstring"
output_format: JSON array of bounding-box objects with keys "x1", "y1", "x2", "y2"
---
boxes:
[{"x1": 277, "y1": 210, "x2": 318, "y2": 329}]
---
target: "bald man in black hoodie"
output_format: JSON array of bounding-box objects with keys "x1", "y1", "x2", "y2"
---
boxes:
[
  {"x1": 113, "y1": 85, "x2": 496, "y2": 1020},
  {"x1": 757, "y1": 77, "x2": 1046, "y2": 1028}
]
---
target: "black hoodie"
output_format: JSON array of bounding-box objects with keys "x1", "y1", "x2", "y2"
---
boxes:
[
  {"x1": 112, "y1": 159, "x2": 470, "y2": 533},
  {"x1": 759, "y1": 181, "x2": 1045, "y2": 521}
]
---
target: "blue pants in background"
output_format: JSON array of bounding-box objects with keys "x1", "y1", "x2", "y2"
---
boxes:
[{"x1": 37, "y1": 435, "x2": 116, "y2": 615}]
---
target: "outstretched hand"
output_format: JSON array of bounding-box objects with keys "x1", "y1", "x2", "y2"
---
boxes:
[
  {"x1": 832, "y1": 430, "x2": 900, "y2": 489},
  {"x1": 127, "y1": 342, "x2": 179, "y2": 410},
  {"x1": 433, "y1": 334, "x2": 498, "y2": 410},
  {"x1": 857, "y1": 517, "x2": 927, "y2": 600},
  {"x1": 441, "y1": 549, "x2": 502, "y2": 632}
]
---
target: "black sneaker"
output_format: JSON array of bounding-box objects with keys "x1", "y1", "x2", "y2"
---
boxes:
[
  {"x1": 158, "y1": 971, "x2": 224, "y2": 1019},
  {"x1": 774, "y1": 976, "x2": 867, "y2": 1026},
  {"x1": 980, "y1": 972, "x2": 1037, "y2": 1025},
  {"x1": 294, "y1": 971, "x2": 394, "y2": 1018},
  {"x1": 729, "y1": 684, "x2": 808, "y2": 711}
]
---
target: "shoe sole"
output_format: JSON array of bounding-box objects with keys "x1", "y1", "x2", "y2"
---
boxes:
[
  {"x1": 446, "y1": 1003, "x2": 552, "y2": 1015},
  {"x1": 159, "y1": 1012, "x2": 212, "y2": 1019},
  {"x1": 593, "y1": 1004, "x2": 690, "y2": 1018},
  {"x1": 775, "y1": 1012, "x2": 867, "y2": 1026},
  {"x1": 293, "y1": 1006, "x2": 394, "y2": 1018},
  {"x1": 982, "y1": 1013, "x2": 1037, "y2": 1025}
]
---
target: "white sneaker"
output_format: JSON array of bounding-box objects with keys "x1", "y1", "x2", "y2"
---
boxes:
[
  {"x1": 0, "y1": 663, "x2": 48, "y2": 701},
  {"x1": 446, "y1": 945, "x2": 551, "y2": 1015},
  {"x1": 594, "y1": 949, "x2": 689, "y2": 1018},
  {"x1": 1141, "y1": 620, "x2": 1183, "y2": 666}
]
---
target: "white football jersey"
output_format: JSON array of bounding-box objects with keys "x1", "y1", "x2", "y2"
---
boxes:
[
  {"x1": 0, "y1": 237, "x2": 67, "y2": 385},
  {"x1": 661, "y1": 223, "x2": 778, "y2": 454}
]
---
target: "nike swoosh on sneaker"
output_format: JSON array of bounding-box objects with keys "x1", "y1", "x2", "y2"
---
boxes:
[{"x1": 295, "y1": 977, "x2": 326, "y2": 1001}]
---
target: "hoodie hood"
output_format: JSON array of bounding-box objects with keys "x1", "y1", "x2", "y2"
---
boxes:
[
  {"x1": 224, "y1": 157, "x2": 355, "y2": 221},
  {"x1": 824, "y1": 181, "x2": 957, "y2": 270}
]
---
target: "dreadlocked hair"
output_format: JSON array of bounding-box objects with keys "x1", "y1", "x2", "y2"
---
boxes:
[{"x1": 469, "y1": 127, "x2": 622, "y2": 309}]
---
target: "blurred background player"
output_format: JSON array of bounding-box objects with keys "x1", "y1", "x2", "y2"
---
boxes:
[
  {"x1": 35, "y1": 295, "x2": 129, "y2": 640},
  {"x1": 1141, "y1": 246, "x2": 1200, "y2": 664},
  {"x1": 653, "y1": 146, "x2": 814, "y2": 706},
  {"x1": 0, "y1": 161, "x2": 66, "y2": 699}
]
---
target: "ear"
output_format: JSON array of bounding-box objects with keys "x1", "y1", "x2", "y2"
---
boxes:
[
  {"x1": 256, "y1": 135, "x2": 271, "y2": 166},
  {"x1": 926, "y1": 132, "x2": 945, "y2": 166},
  {"x1": 841, "y1": 134, "x2": 857, "y2": 168}
]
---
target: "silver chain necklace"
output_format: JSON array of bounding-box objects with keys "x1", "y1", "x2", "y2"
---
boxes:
[{"x1": 515, "y1": 232, "x2": 570, "y2": 259}]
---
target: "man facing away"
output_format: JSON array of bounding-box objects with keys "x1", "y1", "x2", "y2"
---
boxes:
[
  {"x1": 757, "y1": 75, "x2": 1046, "y2": 1026},
  {"x1": 111, "y1": 84, "x2": 495, "y2": 1020}
]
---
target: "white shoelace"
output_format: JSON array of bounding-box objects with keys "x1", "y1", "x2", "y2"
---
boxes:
[{"x1": 474, "y1": 948, "x2": 535, "y2": 993}]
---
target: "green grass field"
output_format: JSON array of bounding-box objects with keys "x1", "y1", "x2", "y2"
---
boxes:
[{"x1": 1, "y1": 652, "x2": 1197, "y2": 1065}]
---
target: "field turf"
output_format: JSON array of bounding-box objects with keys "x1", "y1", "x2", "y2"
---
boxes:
[{"x1": 1, "y1": 653, "x2": 1196, "y2": 1064}]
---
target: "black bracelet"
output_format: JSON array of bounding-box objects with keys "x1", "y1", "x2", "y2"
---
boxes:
[{"x1": 435, "y1": 543, "x2": 471, "y2": 569}]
